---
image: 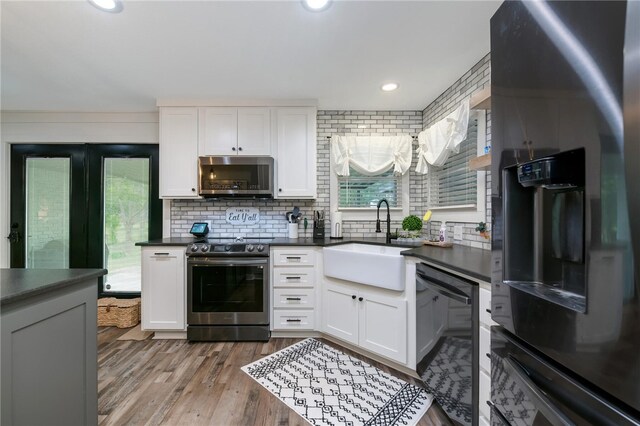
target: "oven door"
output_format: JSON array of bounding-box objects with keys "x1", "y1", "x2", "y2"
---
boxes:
[{"x1": 187, "y1": 257, "x2": 269, "y2": 325}]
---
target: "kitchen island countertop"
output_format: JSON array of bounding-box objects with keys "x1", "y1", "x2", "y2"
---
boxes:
[{"x1": 1, "y1": 268, "x2": 107, "y2": 306}]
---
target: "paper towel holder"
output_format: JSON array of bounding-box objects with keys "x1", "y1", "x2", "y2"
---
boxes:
[{"x1": 330, "y1": 222, "x2": 343, "y2": 239}]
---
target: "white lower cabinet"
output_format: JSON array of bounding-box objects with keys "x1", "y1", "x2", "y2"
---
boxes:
[
  {"x1": 478, "y1": 285, "x2": 496, "y2": 425},
  {"x1": 323, "y1": 281, "x2": 407, "y2": 364},
  {"x1": 271, "y1": 247, "x2": 318, "y2": 331},
  {"x1": 141, "y1": 247, "x2": 186, "y2": 331}
]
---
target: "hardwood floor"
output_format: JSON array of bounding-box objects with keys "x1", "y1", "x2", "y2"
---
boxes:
[{"x1": 98, "y1": 327, "x2": 452, "y2": 426}]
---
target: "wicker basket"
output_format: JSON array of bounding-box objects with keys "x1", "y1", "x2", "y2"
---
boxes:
[{"x1": 98, "y1": 297, "x2": 141, "y2": 328}]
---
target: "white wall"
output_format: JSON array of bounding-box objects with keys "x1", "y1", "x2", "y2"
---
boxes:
[{"x1": 0, "y1": 111, "x2": 159, "y2": 268}]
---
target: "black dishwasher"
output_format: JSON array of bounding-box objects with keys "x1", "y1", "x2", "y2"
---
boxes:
[{"x1": 416, "y1": 262, "x2": 479, "y2": 426}]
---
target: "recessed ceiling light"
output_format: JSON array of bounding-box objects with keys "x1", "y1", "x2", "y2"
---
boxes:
[
  {"x1": 381, "y1": 83, "x2": 399, "y2": 92},
  {"x1": 88, "y1": 0, "x2": 123, "y2": 13},
  {"x1": 302, "y1": 0, "x2": 331, "y2": 12}
]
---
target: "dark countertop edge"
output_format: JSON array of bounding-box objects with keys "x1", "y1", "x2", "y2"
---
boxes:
[
  {"x1": 136, "y1": 237, "x2": 490, "y2": 282},
  {"x1": 1, "y1": 268, "x2": 107, "y2": 306}
]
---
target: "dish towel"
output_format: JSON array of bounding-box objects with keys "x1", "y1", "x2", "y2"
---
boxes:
[{"x1": 416, "y1": 99, "x2": 470, "y2": 174}]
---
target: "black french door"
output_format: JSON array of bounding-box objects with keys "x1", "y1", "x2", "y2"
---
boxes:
[{"x1": 9, "y1": 144, "x2": 162, "y2": 297}]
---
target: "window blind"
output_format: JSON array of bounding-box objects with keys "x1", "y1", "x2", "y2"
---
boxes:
[
  {"x1": 428, "y1": 117, "x2": 478, "y2": 208},
  {"x1": 338, "y1": 168, "x2": 400, "y2": 208}
]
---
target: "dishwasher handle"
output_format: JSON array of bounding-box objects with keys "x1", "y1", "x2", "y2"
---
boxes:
[{"x1": 416, "y1": 272, "x2": 470, "y2": 305}]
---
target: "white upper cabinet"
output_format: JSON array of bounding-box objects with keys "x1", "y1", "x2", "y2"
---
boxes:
[
  {"x1": 199, "y1": 107, "x2": 237, "y2": 156},
  {"x1": 199, "y1": 107, "x2": 271, "y2": 156},
  {"x1": 274, "y1": 107, "x2": 317, "y2": 199},
  {"x1": 159, "y1": 107, "x2": 199, "y2": 198}
]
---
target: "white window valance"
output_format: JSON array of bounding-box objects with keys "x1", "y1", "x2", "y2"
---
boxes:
[
  {"x1": 331, "y1": 135, "x2": 413, "y2": 176},
  {"x1": 416, "y1": 99, "x2": 470, "y2": 174}
]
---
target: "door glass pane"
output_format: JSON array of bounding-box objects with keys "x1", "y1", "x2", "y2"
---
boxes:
[
  {"x1": 26, "y1": 158, "x2": 71, "y2": 268},
  {"x1": 103, "y1": 158, "x2": 149, "y2": 293}
]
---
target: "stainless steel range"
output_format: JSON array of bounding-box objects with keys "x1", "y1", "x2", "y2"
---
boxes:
[{"x1": 186, "y1": 238, "x2": 271, "y2": 341}]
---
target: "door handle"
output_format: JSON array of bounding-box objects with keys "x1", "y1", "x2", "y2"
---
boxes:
[
  {"x1": 7, "y1": 223, "x2": 21, "y2": 243},
  {"x1": 504, "y1": 356, "x2": 575, "y2": 426}
]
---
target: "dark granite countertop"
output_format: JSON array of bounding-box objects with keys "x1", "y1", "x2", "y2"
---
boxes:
[
  {"x1": 1, "y1": 268, "x2": 107, "y2": 306},
  {"x1": 400, "y1": 245, "x2": 491, "y2": 282},
  {"x1": 136, "y1": 237, "x2": 490, "y2": 282}
]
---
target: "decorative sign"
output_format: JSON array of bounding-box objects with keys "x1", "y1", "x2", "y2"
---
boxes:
[{"x1": 226, "y1": 207, "x2": 260, "y2": 225}]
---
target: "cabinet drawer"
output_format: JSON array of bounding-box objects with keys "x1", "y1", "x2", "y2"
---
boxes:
[
  {"x1": 274, "y1": 288, "x2": 315, "y2": 308},
  {"x1": 479, "y1": 324, "x2": 491, "y2": 373},
  {"x1": 273, "y1": 267, "x2": 315, "y2": 287},
  {"x1": 273, "y1": 310, "x2": 315, "y2": 330},
  {"x1": 479, "y1": 370, "x2": 491, "y2": 420},
  {"x1": 272, "y1": 249, "x2": 315, "y2": 266},
  {"x1": 480, "y1": 287, "x2": 498, "y2": 326}
]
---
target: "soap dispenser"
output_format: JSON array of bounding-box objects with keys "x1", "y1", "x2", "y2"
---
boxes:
[{"x1": 439, "y1": 222, "x2": 447, "y2": 242}]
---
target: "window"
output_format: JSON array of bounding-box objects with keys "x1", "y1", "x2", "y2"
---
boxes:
[
  {"x1": 427, "y1": 110, "x2": 486, "y2": 223},
  {"x1": 330, "y1": 163, "x2": 409, "y2": 221},
  {"x1": 338, "y1": 168, "x2": 401, "y2": 208}
]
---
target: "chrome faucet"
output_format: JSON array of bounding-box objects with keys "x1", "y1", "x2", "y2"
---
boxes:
[{"x1": 376, "y1": 199, "x2": 392, "y2": 244}]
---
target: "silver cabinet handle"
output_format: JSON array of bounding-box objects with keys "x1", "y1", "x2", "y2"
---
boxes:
[
  {"x1": 286, "y1": 256, "x2": 301, "y2": 260},
  {"x1": 154, "y1": 252, "x2": 169, "y2": 256},
  {"x1": 286, "y1": 297, "x2": 301, "y2": 301},
  {"x1": 286, "y1": 319, "x2": 302, "y2": 322},
  {"x1": 285, "y1": 276, "x2": 301, "y2": 280}
]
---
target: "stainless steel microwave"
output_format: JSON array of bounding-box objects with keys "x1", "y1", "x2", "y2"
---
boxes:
[{"x1": 198, "y1": 156, "x2": 274, "y2": 198}]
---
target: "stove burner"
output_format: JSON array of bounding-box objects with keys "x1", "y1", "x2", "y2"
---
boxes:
[{"x1": 187, "y1": 238, "x2": 270, "y2": 256}]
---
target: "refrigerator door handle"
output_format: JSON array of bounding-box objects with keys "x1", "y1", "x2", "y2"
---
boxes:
[{"x1": 504, "y1": 356, "x2": 576, "y2": 426}]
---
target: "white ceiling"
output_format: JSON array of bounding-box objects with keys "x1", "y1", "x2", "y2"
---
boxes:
[{"x1": 1, "y1": 0, "x2": 501, "y2": 112}]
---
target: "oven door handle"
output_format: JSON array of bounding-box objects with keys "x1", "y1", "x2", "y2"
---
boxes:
[
  {"x1": 416, "y1": 273, "x2": 470, "y2": 305},
  {"x1": 188, "y1": 257, "x2": 268, "y2": 266},
  {"x1": 504, "y1": 356, "x2": 575, "y2": 426}
]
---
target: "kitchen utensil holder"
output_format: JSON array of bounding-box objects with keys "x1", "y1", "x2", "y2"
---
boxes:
[{"x1": 288, "y1": 223, "x2": 299, "y2": 239}]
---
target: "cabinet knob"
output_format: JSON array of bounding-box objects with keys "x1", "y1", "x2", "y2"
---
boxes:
[
  {"x1": 232, "y1": 147, "x2": 236, "y2": 151},
  {"x1": 191, "y1": 188, "x2": 196, "y2": 192},
  {"x1": 358, "y1": 297, "x2": 364, "y2": 302},
  {"x1": 279, "y1": 188, "x2": 282, "y2": 192},
  {"x1": 238, "y1": 147, "x2": 243, "y2": 151},
  {"x1": 352, "y1": 295, "x2": 356, "y2": 300}
]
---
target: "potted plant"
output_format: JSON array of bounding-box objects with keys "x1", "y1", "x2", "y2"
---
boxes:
[
  {"x1": 401, "y1": 215, "x2": 423, "y2": 239},
  {"x1": 476, "y1": 221, "x2": 490, "y2": 239}
]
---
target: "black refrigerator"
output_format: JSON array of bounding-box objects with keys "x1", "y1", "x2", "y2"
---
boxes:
[{"x1": 490, "y1": 0, "x2": 640, "y2": 424}]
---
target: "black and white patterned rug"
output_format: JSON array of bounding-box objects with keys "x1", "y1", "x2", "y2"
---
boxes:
[
  {"x1": 242, "y1": 338, "x2": 433, "y2": 426},
  {"x1": 420, "y1": 336, "x2": 472, "y2": 425}
]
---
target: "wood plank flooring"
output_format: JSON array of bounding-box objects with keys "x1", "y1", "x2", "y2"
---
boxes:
[{"x1": 98, "y1": 327, "x2": 452, "y2": 426}]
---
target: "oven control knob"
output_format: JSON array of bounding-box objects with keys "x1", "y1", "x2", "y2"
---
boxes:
[
  {"x1": 201, "y1": 244, "x2": 210, "y2": 252},
  {"x1": 257, "y1": 244, "x2": 265, "y2": 252},
  {"x1": 190, "y1": 244, "x2": 199, "y2": 252},
  {"x1": 246, "y1": 244, "x2": 255, "y2": 252},
  {"x1": 224, "y1": 245, "x2": 231, "y2": 252}
]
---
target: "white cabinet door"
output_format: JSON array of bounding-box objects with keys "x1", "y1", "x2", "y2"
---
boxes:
[
  {"x1": 323, "y1": 282, "x2": 358, "y2": 345},
  {"x1": 159, "y1": 107, "x2": 199, "y2": 198},
  {"x1": 141, "y1": 247, "x2": 185, "y2": 330},
  {"x1": 274, "y1": 107, "x2": 317, "y2": 198},
  {"x1": 238, "y1": 107, "x2": 271, "y2": 155},
  {"x1": 358, "y1": 289, "x2": 407, "y2": 364},
  {"x1": 199, "y1": 107, "x2": 238, "y2": 156}
]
